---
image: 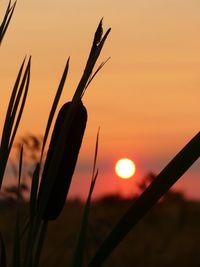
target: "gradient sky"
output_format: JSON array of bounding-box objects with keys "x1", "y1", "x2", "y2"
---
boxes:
[{"x1": 1, "y1": 0, "x2": 199, "y2": 200}]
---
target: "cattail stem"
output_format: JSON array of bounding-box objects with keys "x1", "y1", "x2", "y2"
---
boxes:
[
  {"x1": 23, "y1": 216, "x2": 41, "y2": 267},
  {"x1": 33, "y1": 220, "x2": 48, "y2": 267}
]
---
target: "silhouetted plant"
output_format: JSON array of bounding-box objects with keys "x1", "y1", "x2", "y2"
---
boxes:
[
  {"x1": 0, "y1": 2, "x2": 199, "y2": 267},
  {"x1": 0, "y1": 0, "x2": 16, "y2": 45}
]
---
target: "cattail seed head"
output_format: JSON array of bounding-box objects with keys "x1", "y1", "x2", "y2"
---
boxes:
[{"x1": 37, "y1": 101, "x2": 87, "y2": 220}]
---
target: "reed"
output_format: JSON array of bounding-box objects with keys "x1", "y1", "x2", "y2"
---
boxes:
[
  {"x1": 1, "y1": 5, "x2": 110, "y2": 265},
  {"x1": 0, "y1": 1, "x2": 199, "y2": 267}
]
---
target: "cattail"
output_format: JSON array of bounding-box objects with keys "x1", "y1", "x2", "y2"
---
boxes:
[{"x1": 38, "y1": 101, "x2": 87, "y2": 220}]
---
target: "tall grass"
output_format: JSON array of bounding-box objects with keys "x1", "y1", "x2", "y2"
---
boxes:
[
  {"x1": 0, "y1": 0, "x2": 16, "y2": 45},
  {"x1": 0, "y1": 1, "x2": 199, "y2": 266}
]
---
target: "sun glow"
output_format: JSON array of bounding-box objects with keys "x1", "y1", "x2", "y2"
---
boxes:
[{"x1": 115, "y1": 158, "x2": 136, "y2": 179}]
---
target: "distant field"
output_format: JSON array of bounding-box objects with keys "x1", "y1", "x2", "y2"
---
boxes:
[{"x1": 1, "y1": 193, "x2": 200, "y2": 267}]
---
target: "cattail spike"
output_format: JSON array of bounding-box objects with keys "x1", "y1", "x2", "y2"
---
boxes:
[{"x1": 37, "y1": 101, "x2": 87, "y2": 220}]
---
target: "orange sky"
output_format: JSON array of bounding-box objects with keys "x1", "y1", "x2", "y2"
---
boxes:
[{"x1": 1, "y1": 0, "x2": 199, "y2": 199}]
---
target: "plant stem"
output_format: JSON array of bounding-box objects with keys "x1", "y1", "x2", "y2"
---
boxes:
[{"x1": 33, "y1": 220, "x2": 48, "y2": 267}]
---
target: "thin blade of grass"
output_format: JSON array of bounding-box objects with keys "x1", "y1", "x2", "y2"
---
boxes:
[
  {"x1": 30, "y1": 163, "x2": 40, "y2": 222},
  {"x1": 82, "y1": 58, "x2": 110, "y2": 97},
  {"x1": 92, "y1": 128, "x2": 100, "y2": 179},
  {"x1": 0, "y1": 57, "x2": 25, "y2": 148},
  {"x1": 71, "y1": 129, "x2": 99, "y2": 267},
  {"x1": 23, "y1": 217, "x2": 41, "y2": 267},
  {"x1": 0, "y1": 0, "x2": 11, "y2": 32},
  {"x1": 0, "y1": 57, "x2": 29, "y2": 188},
  {"x1": 24, "y1": 165, "x2": 42, "y2": 267},
  {"x1": 19, "y1": 164, "x2": 39, "y2": 248},
  {"x1": 8, "y1": 57, "x2": 31, "y2": 153},
  {"x1": 0, "y1": 233, "x2": 7, "y2": 267},
  {"x1": 20, "y1": 219, "x2": 29, "y2": 240},
  {"x1": 32, "y1": 221, "x2": 48, "y2": 267},
  {"x1": 89, "y1": 131, "x2": 200, "y2": 267},
  {"x1": 18, "y1": 146, "x2": 23, "y2": 192},
  {"x1": 40, "y1": 58, "x2": 70, "y2": 162},
  {"x1": 0, "y1": 1, "x2": 16, "y2": 45},
  {"x1": 11, "y1": 145, "x2": 23, "y2": 267},
  {"x1": 23, "y1": 165, "x2": 41, "y2": 267}
]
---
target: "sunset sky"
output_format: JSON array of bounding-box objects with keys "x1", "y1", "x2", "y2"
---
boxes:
[{"x1": 1, "y1": 0, "x2": 199, "y2": 200}]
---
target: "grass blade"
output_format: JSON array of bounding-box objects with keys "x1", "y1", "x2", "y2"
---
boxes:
[
  {"x1": 89, "y1": 131, "x2": 200, "y2": 267},
  {"x1": 91, "y1": 128, "x2": 100, "y2": 179},
  {"x1": 11, "y1": 146, "x2": 23, "y2": 267},
  {"x1": 0, "y1": 57, "x2": 30, "y2": 188},
  {"x1": 71, "y1": 129, "x2": 99, "y2": 267},
  {"x1": 30, "y1": 163, "x2": 40, "y2": 222},
  {"x1": 83, "y1": 58, "x2": 110, "y2": 97},
  {"x1": 0, "y1": 57, "x2": 26, "y2": 150},
  {"x1": 21, "y1": 162, "x2": 40, "y2": 266},
  {"x1": 0, "y1": 1, "x2": 16, "y2": 45},
  {"x1": 23, "y1": 217, "x2": 41, "y2": 267},
  {"x1": 32, "y1": 221, "x2": 48, "y2": 267},
  {"x1": 8, "y1": 57, "x2": 31, "y2": 153},
  {"x1": 0, "y1": 233, "x2": 7, "y2": 267},
  {"x1": 0, "y1": 58, "x2": 26, "y2": 170},
  {"x1": 40, "y1": 58, "x2": 70, "y2": 162}
]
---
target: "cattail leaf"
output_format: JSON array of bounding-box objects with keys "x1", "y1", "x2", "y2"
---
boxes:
[
  {"x1": 40, "y1": 58, "x2": 70, "y2": 161},
  {"x1": 71, "y1": 130, "x2": 99, "y2": 267},
  {"x1": 0, "y1": 58, "x2": 26, "y2": 186},
  {"x1": 12, "y1": 207, "x2": 21, "y2": 267},
  {"x1": 30, "y1": 163, "x2": 40, "y2": 222},
  {"x1": 89, "y1": 132, "x2": 200, "y2": 267},
  {"x1": 0, "y1": 57, "x2": 26, "y2": 149},
  {"x1": 0, "y1": 233, "x2": 7, "y2": 267},
  {"x1": 0, "y1": 1, "x2": 16, "y2": 45},
  {"x1": 11, "y1": 145, "x2": 23, "y2": 267},
  {"x1": 23, "y1": 164, "x2": 41, "y2": 267},
  {"x1": 87, "y1": 19, "x2": 103, "y2": 61},
  {"x1": 20, "y1": 219, "x2": 29, "y2": 240},
  {"x1": 71, "y1": 172, "x2": 98, "y2": 267},
  {"x1": 83, "y1": 57, "x2": 110, "y2": 97},
  {"x1": 23, "y1": 217, "x2": 41, "y2": 267},
  {"x1": 92, "y1": 128, "x2": 100, "y2": 179},
  {"x1": 0, "y1": 57, "x2": 30, "y2": 188},
  {"x1": 8, "y1": 57, "x2": 31, "y2": 154},
  {"x1": 94, "y1": 18, "x2": 103, "y2": 45},
  {"x1": 32, "y1": 221, "x2": 48, "y2": 267},
  {"x1": 18, "y1": 146, "x2": 23, "y2": 190}
]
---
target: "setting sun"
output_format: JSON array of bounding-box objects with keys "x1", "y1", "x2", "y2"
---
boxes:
[{"x1": 115, "y1": 158, "x2": 136, "y2": 179}]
